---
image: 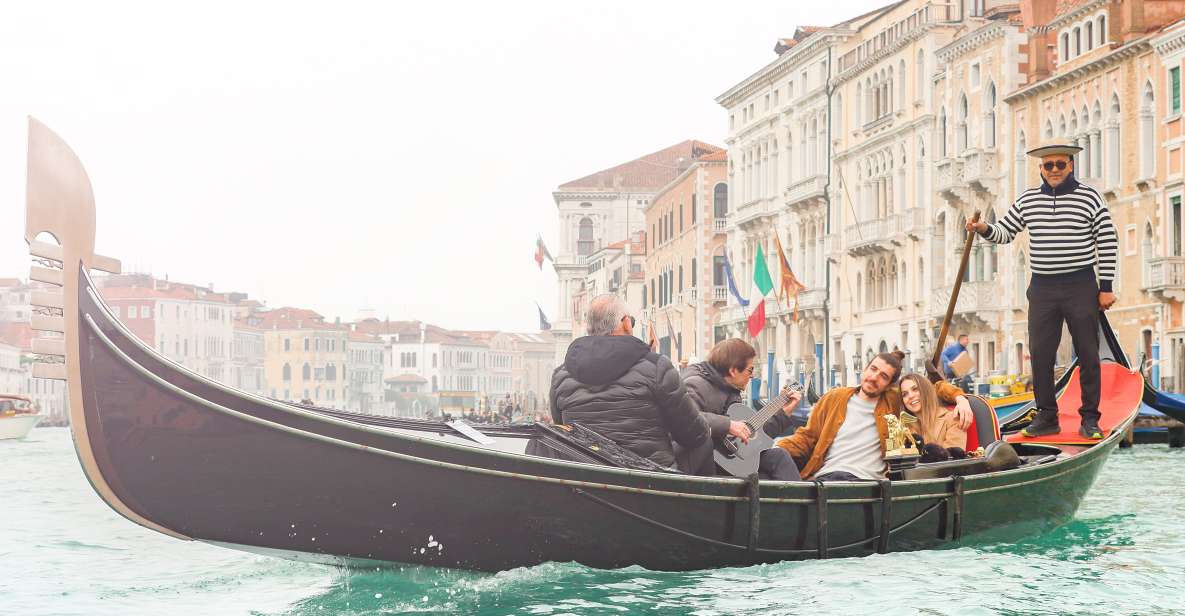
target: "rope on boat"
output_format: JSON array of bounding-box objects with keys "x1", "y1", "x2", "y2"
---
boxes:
[{"x1": 572, "y1": 484, "x2": 953, "y2": 559}]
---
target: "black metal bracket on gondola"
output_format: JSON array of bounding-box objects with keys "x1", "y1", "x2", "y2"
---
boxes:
[
  {"x1": 746, "y1": 473, "x2": 760, "y2": 554},
  {"x1": 815, "y1": 481, "x2": 828, "y2": 559},
  {"x1": 877, "y1": 479, "x2": 892, "y2": 554},
  {"x1": 952, "y1": 475, "x2": 966, "y2": 540}
]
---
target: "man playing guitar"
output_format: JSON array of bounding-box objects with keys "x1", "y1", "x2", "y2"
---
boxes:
[{"x1": 682, "y1": 338, "x2": 803, "y2": 480}]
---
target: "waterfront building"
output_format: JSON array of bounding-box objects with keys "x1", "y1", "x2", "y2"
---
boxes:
[
  {"x1": 347, "y1": 330, "x2": 386, "y2": 414},
  {"x1": 1153, "y1": 17, "x2": 1185, "y2": 390},
  {"x1": 97, "y1": 275, "x2": 236, "y2": 384},
  {"x1": 258, "y1": 307, "x2": 349, "y2": 407},
  {"x1": 929, "y1": 4, "x2": 1027, "y2": 378},
  {"x1": 642, "y1": 147, "x2": 728, "y2": 363},
  {"x1": 551, "y1": 140, "x2": 723, "y2": 362}
]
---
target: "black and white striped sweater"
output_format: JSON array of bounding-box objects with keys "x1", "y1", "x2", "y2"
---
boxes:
[{"x1": 978, "y1": 175, "x2": 1118, "y2": 293}]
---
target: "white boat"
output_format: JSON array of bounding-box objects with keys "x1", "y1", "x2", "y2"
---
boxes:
[{"x1": 0, "y1": 395, "x2": 41, "y2": 440}]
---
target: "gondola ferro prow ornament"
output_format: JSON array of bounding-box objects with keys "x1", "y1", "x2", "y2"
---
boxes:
[{"x1": 23, "y1": 117, "x2": 186, "y2": 540}]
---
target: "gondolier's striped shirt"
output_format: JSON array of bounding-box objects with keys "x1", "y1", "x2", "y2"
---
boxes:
[{"x1": 978, "y1": 175, "x2": 1118, "y2": 293}]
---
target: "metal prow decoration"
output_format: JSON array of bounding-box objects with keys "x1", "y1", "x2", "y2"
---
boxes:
[{"x1": 23, "y1": 117, "x2": 188, "y2": 540}]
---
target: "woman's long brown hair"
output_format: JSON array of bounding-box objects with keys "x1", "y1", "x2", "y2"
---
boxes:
[{"x1": 899, "y1": 373, "x2": 942, "y2": 445}]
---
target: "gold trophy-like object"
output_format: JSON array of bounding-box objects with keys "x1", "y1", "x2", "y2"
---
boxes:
[{"x1": 884, "y1": 413, "x2": 921, "y2": 475}]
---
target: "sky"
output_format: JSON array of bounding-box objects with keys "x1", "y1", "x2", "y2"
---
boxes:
[{"x1": 0, "y1": 0, "x2": 887, "y2": 332}]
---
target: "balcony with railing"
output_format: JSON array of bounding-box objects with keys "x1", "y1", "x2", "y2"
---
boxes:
[
  {"x1": 962, "y1": 148, "x2": 998, "y2": 194},
  {"x1": 844, "y1": 213, "x2": 906, "y2": 256},
  {"x1": 935, "y1": 157, "x2": 966, "y2": 203},
  {"x1": 713, "y1": 285, "x2": 728, "y2": 303},
  {"x1": 784, "y1": 174, "x2": 828, "y2": 212},
  {"x1": 733, "y1": 197, "x2": 777, "y2": 229},
  {"x1": 713, "y1": 217, "x2": 728, "y2": 234},
  {"x1": 902, "y1": 207, "x2": 926, "y2": 239},
  {"x1": 824, "y1": 233, "x2": 843, "y2": 262},
  {"x1": 931, "y1": 280, "x2": 1004, "y2": 320},
  {"x1": 1143, "y1": 257, "x2": 1185, "y2": 298}
]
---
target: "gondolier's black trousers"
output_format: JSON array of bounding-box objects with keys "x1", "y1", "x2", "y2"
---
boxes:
[{"x1": 1028, "y1": 268, "x2": 1101, "y2": 423}]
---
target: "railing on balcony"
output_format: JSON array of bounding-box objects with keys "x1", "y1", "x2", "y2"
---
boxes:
[
  {"x1": 962, "y1": 148, "x2": 997, "y2": 192},
  {"x1": 713, "y1": 217, "x2": 728, "y2": 233},
  {"x1": 931, "y1": 280, "x2": 1003, "y2": 315},
  {"x1": 844, "y1": 213, "x2": 905, "y2": 254},
  {"x1": 1144, "y1": 256, "x2": 1185, "y2": 292},
  {"x1": 785, "y1": 174, "x2": 827, "y2": 208},
  {"x1": 935, "y1": 158, "x2": 965, "y2": 201},
  {"x1": 903, "y1": 207, "x2": 925, "y2": 238},
  {"x1": 713, "y1": 285, "x2": 728, "y2": 302}
]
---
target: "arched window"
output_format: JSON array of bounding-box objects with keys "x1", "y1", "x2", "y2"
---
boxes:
[
  {"x1": 282, "y1": 363, "x2": 291, "y2": 382},
  {"x1": 713, "y1": 182, "x2": 728, "y2": 217},
  {"x1": 985, "y1": 210, "x2": 998, "y2": 278},
  {"x1": 1086, "y1": 22, "x2": 1094, "y2": 49},
  {"x1": 1073, "y1": 26, "x2": 1081, "y2": 56},
  {"x1": 1141, "y1": 82, "x2": 1155, "y2": 179},
  {"x1": 957, "y1": 94, "x2": 969, "y2": 152},
  {"x1": 939, "y1": 108, "x2": 948, "y2": 157},
  {"x1": 577, "y1": 217, "x2": 594, "y2": 256},
  {"x1": 1061, "y1": 32, "x2": 1069, "y2": 61},
  {"x1": 1107, "y1": 94, "x2": 1121, "y2": 186},
  {"x1": 917, "y1": 257, "x2": 925, "y2": 298},
  {"x1": 1098, "y1": 15, "x2": 1107, "y2": 44},
  {"x1": 1016, "y1": 130, "x2": 1027, "y2": 194},
  {"x1": 1058, "y1": 114, "x2": 1066, "y2": 137},
  {"x1": 984, "y1": 82, "x2": 997, "y2": 148},
  {"x1": 1043, "y1": 119, "x2": 1053, "y2": 140},
  {"x1": 916, "y1": 49, "x2": 925, "y2": 100},
  {"x1": 302, "y1": 363, "x2": 311, "y2": 380},
  {"x1": 898, "y1": 60, "x2": 906, "y2": 110},
  {"x1": 835, "y1": 93, "x2": 844, "y2": 135},
  {"x1": 857, "y1": 273, "x2": 863, "y2": 311}
]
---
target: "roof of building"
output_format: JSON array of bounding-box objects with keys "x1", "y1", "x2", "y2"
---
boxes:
[
  {"x1": 348, "y1": 331, "x2": 384, "y2": 343},
  {"x1": 0, "y1": 322, "x2": 34, "y2": 351},
  {"x1": 557, "y1": 140, "x2": 724, "y2": 192},
  {"x1": 698, "y1": 149, "x2": 728, "y2": 163},
  {"x1": 98, "y1": 285, "x2": 229, "y2": 304},
  {"x1": 255, "y1": 307, "x2": 347, "y2": 332},
  {"x1": 386, "y1": 373, "x2": 428, "y2": 384}
]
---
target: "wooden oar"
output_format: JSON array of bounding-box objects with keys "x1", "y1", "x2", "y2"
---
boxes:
[{"x1": 927, "y1": 211, "x2": 981, "y2": 382}]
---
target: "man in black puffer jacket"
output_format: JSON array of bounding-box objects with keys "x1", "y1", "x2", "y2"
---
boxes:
[{"x1": 550, "y1": 294, "x2": 711, "y2": 473}]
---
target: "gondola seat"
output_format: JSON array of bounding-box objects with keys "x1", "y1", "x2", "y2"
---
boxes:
[{"x1": 963, "y1": 394, "x2": 1001, "y2": 451}]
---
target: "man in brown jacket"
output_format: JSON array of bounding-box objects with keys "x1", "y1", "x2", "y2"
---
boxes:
[{"x1": 776, "y1": 351, "x2": 969, "y2": 481}]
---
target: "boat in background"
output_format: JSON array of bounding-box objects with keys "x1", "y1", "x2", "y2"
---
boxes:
[{"x1": 0, "y1": 394, "x2": 42, "y2": 440}]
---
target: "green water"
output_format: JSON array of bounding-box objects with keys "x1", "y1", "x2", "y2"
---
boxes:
[{"x1": 3, "y1": 428, "x2": 1183, "y2": 615}]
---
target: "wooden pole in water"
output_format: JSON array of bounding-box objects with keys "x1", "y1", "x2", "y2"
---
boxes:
[{"x1": 928, "y1": 211, "x2": 981, "y2": 381}]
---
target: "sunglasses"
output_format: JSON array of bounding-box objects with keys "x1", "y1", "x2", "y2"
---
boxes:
[{"x1": 1042, "y1": 161, "x2": 1069, "y2": 171}]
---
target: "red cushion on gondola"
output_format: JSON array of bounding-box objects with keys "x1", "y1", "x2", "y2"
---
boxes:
[{"x1": 1007, "y1": 362, "x2": 1143, "y2": 446}]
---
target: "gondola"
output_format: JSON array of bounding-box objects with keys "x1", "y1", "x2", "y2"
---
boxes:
[{"x1": 23, "y1": 118, "x2": 1145, "y2": 573}]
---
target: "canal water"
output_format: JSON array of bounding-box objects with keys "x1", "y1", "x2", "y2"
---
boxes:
[{"x1": 3, "y1": 428, "x2": 1183, "y2": 615}]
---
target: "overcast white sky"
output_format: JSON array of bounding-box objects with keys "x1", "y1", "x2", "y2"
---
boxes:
[{"x1": 1, "y1": 0, "x2": 886, "y2": 332}]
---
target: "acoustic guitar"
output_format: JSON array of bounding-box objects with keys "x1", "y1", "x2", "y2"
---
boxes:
[{"x1": 713, "y1": 381, "x2": 805, "y2": 477}]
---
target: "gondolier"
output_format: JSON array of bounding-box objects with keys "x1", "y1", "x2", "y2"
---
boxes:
[{"x1": 967, "y1": 142, "x2": 1118, "y2": 439}]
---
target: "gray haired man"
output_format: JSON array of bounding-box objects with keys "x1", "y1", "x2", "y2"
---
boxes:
[{"x1": 549, "y1": 294, "x2": 712, "y2": 473}]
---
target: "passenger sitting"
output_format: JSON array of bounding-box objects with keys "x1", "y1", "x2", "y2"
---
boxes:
[
  {"x1": 549, "y1": 293, "x2": 711, "y2": 474},
  {"x1": 898, "y1": 373, "x2": 973, "y2": 461},
  {"x1": 682, "y1": 338, "x2": 801, "y2": 480},
  {"x1": 776, "y1": 351, "x2": 970, "y2": 481}
]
